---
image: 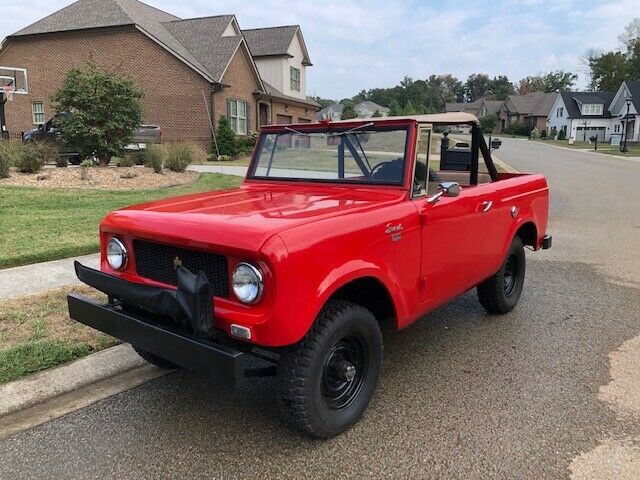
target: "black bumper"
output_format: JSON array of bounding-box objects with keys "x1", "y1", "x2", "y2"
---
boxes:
[
  {"x1": 68, "y1": 293, "x2": 245, "y2": 386},
  {"x1": 70, "y1": 262, "x2": 247, "y2": 386},
  {"x1": 542, "y1": 234, "x2": 552, "y2": 250}
]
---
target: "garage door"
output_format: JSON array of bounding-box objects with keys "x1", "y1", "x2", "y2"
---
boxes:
[{"x1": 576, "y1": 127, "x2": 606, "y2": 142}]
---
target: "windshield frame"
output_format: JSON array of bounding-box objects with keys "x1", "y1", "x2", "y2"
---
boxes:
[{"x1": 246, "y1": 122, "x2": 412, "y2": 187}]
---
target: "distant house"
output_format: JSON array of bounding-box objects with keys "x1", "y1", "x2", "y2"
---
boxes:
[
  {"x1": 316, "y1": 100, "x2": 389, "y2": 120},
  {"x1": 547, "y1": 91, "x2": 615, "y2": 142},
  {"x1": 608, "y1": 80, "x2": 640, "y2": 143},
  {"x1": 499, "y1": 92, "x2": 557, "y2": 132},
  {"x1": 445, "y1": 98, "x2": 502, "y2": 132},
  {"x1": 355, "y1": 101, "x2": 389, "y2": 118}
]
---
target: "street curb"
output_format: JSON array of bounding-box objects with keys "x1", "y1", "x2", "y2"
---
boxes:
[
  {"x1": 492, "y1": 153, "x2": 519, "y2": 173},
  {"x1": 529, "y1": 140, "x2": 640, "y2": 163},
  {"x1": 0, "y1": 344, "x2": 154, "y2": 417}
]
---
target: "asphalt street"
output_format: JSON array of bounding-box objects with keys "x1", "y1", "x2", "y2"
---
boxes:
[{"x1": 1, "y1": 139, "x2": 639, "y2": 479}]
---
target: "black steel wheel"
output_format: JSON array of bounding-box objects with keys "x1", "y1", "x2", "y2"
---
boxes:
[
  {"x1": 278, "y1": 300, "x2": 383, "y2": 438},
  {"x1": 477, "y1": 235, "x2": 526, "y2": 314}
]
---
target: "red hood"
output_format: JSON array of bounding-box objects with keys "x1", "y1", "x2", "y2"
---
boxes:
[{"x1": 101, "y1": 184, "x2": 406, "y2": 253}]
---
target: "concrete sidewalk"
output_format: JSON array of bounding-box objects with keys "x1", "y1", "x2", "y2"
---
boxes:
[
  {"x1": 188, "y1": 164, "x2": 248, "y2": 176},
  {"x1": 0, "y1": 253, "x2": 99, "y2": 301}
]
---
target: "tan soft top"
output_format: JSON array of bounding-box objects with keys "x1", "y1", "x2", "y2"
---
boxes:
[{"x1": 322, "y1": 112, "x2": 479, "y2": 125}]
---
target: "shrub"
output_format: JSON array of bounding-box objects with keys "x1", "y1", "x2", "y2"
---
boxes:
[
  {"x1": 530, "y1": 127, "x2": 540, "y2": 140},
  {"x1": 117, "y1": 155, "x2": 136, "y2": 167},
  {"x1": 540, "y1": 129, "x2": 547, "y2": 139},
  {"x1": 51, "y1": 61, "x2": 143, "y2": 166},
  {"x1": 236, "y1": 135, "x2": 256, "y2": 155},
  {"x1": 15, "y1": 143, "x2": 46, "y2": 173},
  {"x1": 479, "y1": 114, "x2": 498, "y2": 133},
  {"x1": 79, "y1": 159, "x2": 93, "y2": 180},
  {"x1": 557, "y1": 129, "x2": 566, "y2": 140},
  {"x1": 165, "y1": 143, "x2": 205, "y2": 172},
  {"x1": 143, "y1": 145, "x2": 165, "y2": 173},
  {"x1": 215, "y1": 116, "x2": 238, "y2": 156},
  {"x1": 0, "y1": 141, "x2": 18, "y2": 178},
  {"x1": 504, "y1": 121, "x2": 533, "y2": 137},
  {"x1": 56, "y1": 155, "x2": 69, "y2": 167}
]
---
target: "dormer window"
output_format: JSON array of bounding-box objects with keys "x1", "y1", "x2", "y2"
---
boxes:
[
  {"x1": 290, "y1": 67, "x2": 300, "y2": 92},
  {"x1": 582, "y1": 104, "x2": 603, "y2": 115}
]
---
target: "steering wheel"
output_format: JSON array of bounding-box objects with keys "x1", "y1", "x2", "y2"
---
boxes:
[{"x1": 370, "y1": 162, "x2": 388, "y2": 176}]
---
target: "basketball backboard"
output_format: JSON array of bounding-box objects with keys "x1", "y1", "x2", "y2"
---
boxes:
[{"x1": 0, "y1": 67, "x2": 28, "y2": 101}]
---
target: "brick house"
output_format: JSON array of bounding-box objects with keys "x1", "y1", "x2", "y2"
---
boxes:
[
  {"x1": 498, "y1": 92, "x2": 557, "y2": 132},
  {"x1": 0, "y1": 0, "x2": 319, "y2": 148}
]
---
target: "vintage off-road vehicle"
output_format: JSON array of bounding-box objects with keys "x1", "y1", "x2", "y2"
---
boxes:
[{"x1": 69, "y1": 113, "x2": 551, "y2": 438}]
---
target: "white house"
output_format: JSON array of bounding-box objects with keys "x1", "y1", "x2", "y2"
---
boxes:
[
  {"x1": 316, "y1": 100, "x2": 389, "y2": 121},
  {"x1": 547, "y1": 92, "x2": 616, "y2": 142},
  {"x1": 609, "y1": 80, "x2": 640, "y2": 143}
]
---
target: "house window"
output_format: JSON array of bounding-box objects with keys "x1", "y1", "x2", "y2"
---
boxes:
[
  {"x1": 31, "y1": 102, "x2": 45, "y2": 125},
  {"x1": 290, "y1": 67, "x2": 300, "y2": 92},
  {"x1": 228, "y1": 99, "x2": 247, "y2": 135},
  {"x1": 582, "y1": 104, "x2": 603, "y2": 115},
  {"x1": 557, "y1": 107, "x2": 564, "y2": 117},
  {"x1": 614, "y1": 123, "x2": 621, "y2": 133}
]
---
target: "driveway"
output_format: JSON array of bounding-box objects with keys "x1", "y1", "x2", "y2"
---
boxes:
[{"x1": 1, "y1": 139, "x2": 639, "y2": 479}]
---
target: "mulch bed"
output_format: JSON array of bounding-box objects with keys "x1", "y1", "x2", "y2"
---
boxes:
[{"x1": 0, "y1": 166, "x2": 199, "y2": 190}]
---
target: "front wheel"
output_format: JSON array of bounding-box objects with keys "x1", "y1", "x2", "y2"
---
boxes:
[
  {"x1": 477, "y1": 236, "x2": 526, "y2": 314},
  {"x1": 277, "y1": 300, "x2": 383, "y2": 438}
]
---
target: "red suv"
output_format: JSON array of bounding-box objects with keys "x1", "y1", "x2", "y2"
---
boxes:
[{"x1": 69, "y1": 113, "x2": 551, "y2": 438}]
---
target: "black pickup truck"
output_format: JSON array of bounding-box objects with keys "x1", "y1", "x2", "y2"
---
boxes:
[{"x1": 23, "y1": 114, "x2": 161, "y2": 164}]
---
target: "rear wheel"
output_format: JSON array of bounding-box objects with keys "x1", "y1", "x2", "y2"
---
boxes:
[
  {"x1": 477, "y1": 236, "x2": 526, "y2": 314},
  {"x1": 277, "y1": 300, "x2": 382, "y2": 438}
]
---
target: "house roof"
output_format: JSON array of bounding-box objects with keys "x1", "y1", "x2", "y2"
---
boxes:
[
  {"x1": 445, "y1": 100, "x2": 481, "y2": 113},
  {"x1": 625, "y1": 80, "x2": 640, "y2": 111},
  {"x1": 480, "y1": 100, "x2": 503, "y2": 116},
  {"x1": 356, "y1": 100, "x2": 390, "y2": 114},
  {"x1": 505, "y1": 92, "x2": 557, "y2": 117},
  {"x1": 317, "y1": 103, "x2": 344, "y2": 117},
  {"x1": 7, "y1": 0, "x2": 262, "y2": 87},
  {"x1": 243, "y1": 25, "x2": 312, "y2": 65},
  {"x1": 262, "y1": 81, "x2": 320, "y2": 108},
  {"x1": 560, "y1": 91, "x2": 616, "y2": 119}
]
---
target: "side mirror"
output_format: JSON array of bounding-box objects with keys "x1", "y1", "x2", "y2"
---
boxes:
[{"x1": 427, "y1": 182, "x2": 461, "y2": 204}]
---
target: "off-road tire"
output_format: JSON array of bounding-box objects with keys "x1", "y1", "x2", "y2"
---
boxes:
[
  {"x1": 277, "y1": 300, "x2": 383, "y2": 438},
  {"x1": 133, "y1": 347, "x2": 179, "y2": 369},
  {"x1": 477, "y1": 235, "x2": 526, "y2": 314}
]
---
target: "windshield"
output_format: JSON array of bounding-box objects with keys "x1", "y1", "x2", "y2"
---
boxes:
[{"x1": 249, "y1": 125, "x2": 409, "y2": 185}]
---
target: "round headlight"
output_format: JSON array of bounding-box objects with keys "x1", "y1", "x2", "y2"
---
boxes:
[
  {"x1": 232, "y1": 262, "x2": 264, "y2": 304},
  {"x1": 106, "y1": 237, "x2": 128, "y2": 270}
]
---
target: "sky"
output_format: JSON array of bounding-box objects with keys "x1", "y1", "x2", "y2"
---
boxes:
[{"x1": 1, "y1": 0, "x2": 636, "y2": 99}]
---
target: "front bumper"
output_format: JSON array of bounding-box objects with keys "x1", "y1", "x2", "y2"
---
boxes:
[
  {"x1": 69, "y1": 262, "x2": 248, "y2": 386},
  {"x1": 68, "y1": 293, "x2": 245, "y2": 386}
]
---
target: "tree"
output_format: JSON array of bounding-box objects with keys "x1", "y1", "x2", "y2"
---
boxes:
[
  {"x1": 518, "y1": 70, "x2": 577, "y2": 94},
  {"x1": 619, "y1": 18, "x2": 640, "y2": 54},
  {"x1": 587, "y1": 50, "x2": 629, "y2": 91},
  {"x1": 215, "y1": 116, "x2": 237, "y2": 156},
  {"x1": 628, "y1": 39, "x2": 640, "y2": 80},
  {"x1": 51, "y1": 62, "x2": 143, "y2": 166},
  {"x1": 479, "y1": 114, "x2": 498, "y2": 133},
  {"x1": 340, "y1": 104, "x2": 357, "y2": 120},
  {"x1": 310, "y1": 96, "x2": 335, "y2": 109},
  {"x1": 464, "y1": 74, "x2": 492, "y2": 102},
  {"x1": 402, "y1": 100, "x2": 416, "y2": 115},
  {"x1": 488, "y1": 75, "x2": 515, "y2": 100},
  {"x1": 388, "y1": 100, "x2": 402, "y2": 116}
]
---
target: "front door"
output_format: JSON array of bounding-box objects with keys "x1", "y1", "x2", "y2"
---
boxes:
[{"x1": 417, "y1": 182, "x2": 498, "y2": 305}]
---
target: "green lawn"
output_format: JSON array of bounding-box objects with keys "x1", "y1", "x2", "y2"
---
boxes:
[
  {"x1": 0, "y1": 173, "x2": 242, "y2": 269},
  {"x1": 0, "y1": 285, "x2": 116, "y2": 384}
]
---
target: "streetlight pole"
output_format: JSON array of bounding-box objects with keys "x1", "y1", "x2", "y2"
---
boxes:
[{"x1": 621, "y1": 98, "x2": 631, "y2": 153}]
